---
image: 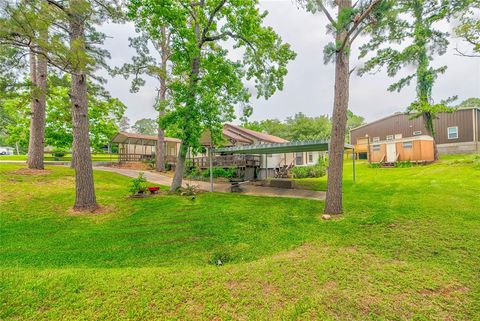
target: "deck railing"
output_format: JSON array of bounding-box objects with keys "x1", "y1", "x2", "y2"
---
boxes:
[{"x1": 191, "y1": 154, "x2": 261, "y2": 168}]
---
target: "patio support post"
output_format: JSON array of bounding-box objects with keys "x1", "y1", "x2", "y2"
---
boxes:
[
  {"x1": 209, "y1": 147, "x2": 214, "y2": 192},
  {"x1": 352, "y1": 147, "x2": 356, "y2": 183}
]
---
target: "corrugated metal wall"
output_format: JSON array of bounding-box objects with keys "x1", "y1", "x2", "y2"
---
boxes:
[{"x1": 351, "y1": 109, "x2": 477, "y2": 145}]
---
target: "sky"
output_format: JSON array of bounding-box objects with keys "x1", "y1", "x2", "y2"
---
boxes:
[{"x1": 99, "y1": 0, "x2": 480, "y2": 126}]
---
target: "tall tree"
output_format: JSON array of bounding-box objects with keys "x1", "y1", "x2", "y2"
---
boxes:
[
  {"x1": 132, "y1": 118, "x2": 158, "y2": 136},
  {"x1": 2, "y1": 74, "x2": 125, "y2": 152},
  {"x1": 2, "y1": 0, "x2": 122, "y2": 210},
  {"x1": 114, "y1": 28, "x2": 171, "y2": 172},
  {"x1": 301, "y1": 0, "x2": 392, "y2": 214},
  {"x1": 359, "y1": 0, "x2": 469, "y2": 160},
  {"x1": 129, "y1": 0, "x2": 296, "y2": 191},
  {"x1": 0, "y1": 1, "x2": 50, "y2": 169}
]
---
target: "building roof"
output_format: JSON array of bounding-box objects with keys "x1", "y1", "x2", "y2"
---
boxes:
[
  {"x1": 351, "y1": 107, "x2": 480, "y2": 133},
  {"x1": 224, "y1": 123, "x2": 289, "y2": 143},
  {"x1": 111, "y1": 132, "x2": 181, "y2": 145},
  {"x1": 214, "y1": 140, "x2": 353, "y2": 154}
]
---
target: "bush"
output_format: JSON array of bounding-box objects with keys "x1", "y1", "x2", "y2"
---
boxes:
[
  {"x1": 128, "y1": 172, "x2": 147, "y2": 195},
  {"x1": 52, "y1": 148, "x2": 68, "y2": 158},
  {"x1": 142, "y1": 158, "x2": 155, "y2": 169},
  {"x1": 202, "y1": 167, "x2": 237, "y2": 179},
  {"x1": 368, "y1": 163, "x2": 381, "y2": 168},
  {"x1": 291, "y1": 163, "x2": 326, "y2": 178}
]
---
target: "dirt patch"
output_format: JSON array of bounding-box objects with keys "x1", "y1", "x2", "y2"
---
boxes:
[
  {"x1": 10, "y1": 168, "x2": 52, "y2": 175},
  {"x1": 67, "y1": 205, "x2": 114, "y2": 216}
]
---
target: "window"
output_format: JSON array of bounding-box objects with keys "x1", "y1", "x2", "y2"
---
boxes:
[
  {"x1": 372, "y1": 137, "x2": 380, "y2": 142},
  {"x1": 372, "y1": 145, "x2": 381, "y2": 152},
  {"x1": 413, "y1": 131, "x2": 422, "y2": 136},
  {"x1": 308, "y1": 152, "x2": 313, "y2": 163},
  {"x1": 394, "y1": 134, "x2": 402, "y2": 139},
  {"x1": 386, "y1": 135, "x2": 394, "y2": 141},
  {"x1": 403, "y1": 141, "x2": 413, "y2": 149},
  {"x1": 295, "y1": 152, "x2": 303, "y2": 165},
  {"x1": 448, "y1": 126, "x2": 458, "y2": 139}
]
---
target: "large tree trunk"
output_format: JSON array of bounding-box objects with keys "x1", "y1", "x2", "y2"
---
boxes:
[
  {"x1": 156, "y1": 28, "x2": 168, "y2": 172},
  {"x1": 27, "y1": 42, "x2": 47, "y2": 170},
  {"x1": 170, "y1": 22, "x2": 201, "y2": 190},
  {"x1": 324, "y1": 1, "x2": 351, "y2": 215},
  {"x1": 170, "y1": 144, "x2": 187, "y2": 191},
  {"x1": 70, "y1": 3, "x2": 98, "y2": 211}
]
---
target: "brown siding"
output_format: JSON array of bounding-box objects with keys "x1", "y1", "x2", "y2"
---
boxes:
[{"x1": 351, "y1": 109, "x2": 476, "y2": 145}]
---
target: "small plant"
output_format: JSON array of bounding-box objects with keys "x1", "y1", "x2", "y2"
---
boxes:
[
  {"x1": 129, "y1": 172, "x2": 147, "y2": 195},
  {"x1": 368, "y1": 162, "x2": 381, "y2": 168},
  {"x1": 209, "y1": 251, "x2": 232, "y2": 266},
  {"x1": 180, "y1": 183, "x2": 198, "y2": 197},
  {"x1": 474, "y1": 154, "x2": 480, "y2": 169},
  {"x1": 395, "y1": 161, "x2": 413, "y2": 168},
  {"x1": 165, "y1": 163, "x2": 172, "y2": 171},
  {"x1": 142, "y1": 158, "x2": 155, "y2": 169}
]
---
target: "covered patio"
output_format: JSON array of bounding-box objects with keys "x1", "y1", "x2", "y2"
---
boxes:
[
  {"x1": 110, "y1": 132, "x2": 181, "y2": 163},
  {"x1": 208, "y1": 140, "x2": 356, "y2": 192}
]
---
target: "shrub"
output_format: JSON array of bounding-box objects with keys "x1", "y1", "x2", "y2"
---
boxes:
[
  {"x1": 52, "y1": 148, "x2": 68, "y2": 158},
  {"x1": 368, "y1": 163, "x2": 381, "y2": 168},
  {"x1": 202, "y1": 167, "x2": 237, "y2": 179},
  {"x1": 291, "y1": 163, "x2": 326, "y2": 178},
  {"x1": 165, "y1": 163, "x2": 172, "y2": 171},
  {"x1": 128, "y1": 172, "x2": 147, "y2": 195},
  {"x1": 142, "y1": 158, "x2": 155, "y2": 169}
]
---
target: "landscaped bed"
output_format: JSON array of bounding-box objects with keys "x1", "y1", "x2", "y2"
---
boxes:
[{"x1": 0, "y1": 156, "x2": 479, "y2": 320}]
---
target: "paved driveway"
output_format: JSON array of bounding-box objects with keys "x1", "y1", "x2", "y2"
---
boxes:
[{"x1": 94, "y1": 166, "x2": 326, "y2": 201}]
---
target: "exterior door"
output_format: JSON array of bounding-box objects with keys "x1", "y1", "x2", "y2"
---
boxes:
[{"x1": 386, "y1": 143, "x2": 396, "y2": 162}]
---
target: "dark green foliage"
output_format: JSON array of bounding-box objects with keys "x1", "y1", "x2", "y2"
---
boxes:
[{"x1": 202, "y1": 167, "x2": 237, "y2": 179}]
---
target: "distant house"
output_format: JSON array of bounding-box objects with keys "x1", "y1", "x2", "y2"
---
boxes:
[
  {"x1": 111, "y1": 124, "x2": 325, "y2": 178},
  {"x1": 350, "y1": 108, "x2": 480, "y2": 161},
  {"x1": 110, "y1": 132, "x2": 181, "y2": 163},
  {"x1": 200, "y1": 124, "x2": 325, "y2": 173}
]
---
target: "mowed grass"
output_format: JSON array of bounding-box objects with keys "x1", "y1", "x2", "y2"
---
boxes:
[
  {"x1": 0, "y1": 153, "x2": 117, "y2": 162},
  {"x1": 0, "y1": 156, "x2": 479, "y2": 320}
]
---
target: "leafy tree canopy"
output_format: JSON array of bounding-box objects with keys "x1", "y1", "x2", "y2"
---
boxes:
[
  {"x1": 244, "y1": 110, "x2": 364, "y2": 142},
  {"x1": 128, "y1": 0, "x2": 296, "y2": 152},
  {"x1": 2, "y1": 74, "x2": 126, "y2": 151},
  {"x1": 132, "y1": 118, "x2": 158, "y2": 136}
]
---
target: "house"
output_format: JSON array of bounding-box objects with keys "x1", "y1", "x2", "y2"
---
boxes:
[
  {"x1": 111, "y1": 124, "x2": 325, "y2": 179},
  {"x1": 350, "y1": 108, "x2": 480, "y2": 161},
  {"x1": 200, "y1": 124, "x2": 325, "y2": 178},
  {"x1": 110, "y1": 132, "x2": 181, "y2": 163}
]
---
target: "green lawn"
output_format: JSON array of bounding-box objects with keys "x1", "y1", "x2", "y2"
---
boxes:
[
  {"x1": 1, "y1": 156, "x2": 479, "y2": 320},
  {"x1": 0, "y1": 153, "x2": 118, "y2": 162}
]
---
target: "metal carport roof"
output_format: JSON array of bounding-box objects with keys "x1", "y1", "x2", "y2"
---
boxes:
[{"x1": 213, "y1": 140, "x2": 354, "y2": 154}]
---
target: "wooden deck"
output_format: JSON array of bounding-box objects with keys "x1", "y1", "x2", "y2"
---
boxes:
[{"x1": 191, "y1": 155, "x2": 261, "y2": 168}]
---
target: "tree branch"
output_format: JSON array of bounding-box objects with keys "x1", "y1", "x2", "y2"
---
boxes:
[
  {"x1": 315, "y1": 0, "x2": 335, "y2": 26},
  {"x1": 201, "y1": 0, "x2": 227, "y2": 44}
]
